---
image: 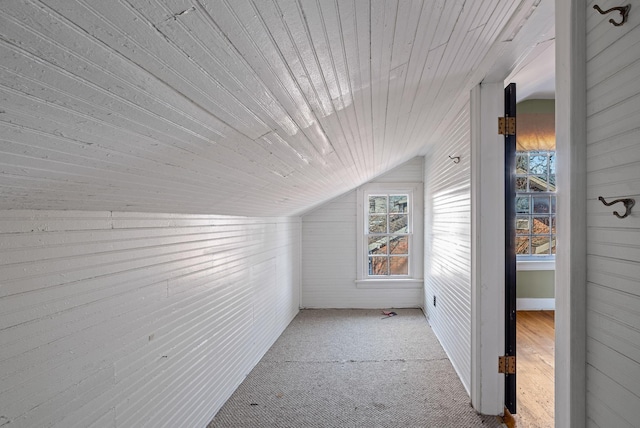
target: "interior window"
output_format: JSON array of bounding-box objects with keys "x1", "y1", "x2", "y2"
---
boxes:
[{"x1": 515, "y1": 150, "x2": 556, "y2": 256}]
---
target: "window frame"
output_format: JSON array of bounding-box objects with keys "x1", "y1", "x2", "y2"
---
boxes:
[
  {"x1": 356, "y1": 182, "x2": 424, "y2": 288},
  {"x1": 515, "y1": 149, "x2": 557, "y2": 270}
]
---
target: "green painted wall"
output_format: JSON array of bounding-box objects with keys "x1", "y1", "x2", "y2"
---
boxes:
[
  {"x1": 517, "y1": 99, "x2": 555, "y2": 114},
  {"x1": 516, "y1": 270, "x2": 555, "y2": 298}
]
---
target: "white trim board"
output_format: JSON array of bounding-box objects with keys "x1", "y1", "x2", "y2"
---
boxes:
[
  {"x1": 517, "y1": 259, "x2": 555, "y2": 271},
  {"x1": 470, "y1": 81, "x2": 505, "y2": 415},
  {"x1": 517, "y1": 298, "x2": 555, "y2": 311},
  {"x1": 555, "y1": 1, "x2": 587, "y2": 427},
  {"x1": 355, "y1": 279, "x2": 424, "y2": 289}
]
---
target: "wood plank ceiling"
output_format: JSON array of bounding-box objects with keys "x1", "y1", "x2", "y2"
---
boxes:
[{"x1": 0, "y1": 0, "x2": 550, "y2": 216}]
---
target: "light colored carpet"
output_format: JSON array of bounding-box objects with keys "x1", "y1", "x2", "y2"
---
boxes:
[{"x1": 208, "y1": 309, "x2": 504, "y2": 428}]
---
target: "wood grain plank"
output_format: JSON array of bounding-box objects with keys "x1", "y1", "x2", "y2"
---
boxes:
[{"x1": 515, "y1": 311, "x2": 554, "y2": 428}]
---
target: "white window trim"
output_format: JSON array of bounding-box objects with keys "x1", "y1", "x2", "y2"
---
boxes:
[
  {"x1": 517, "y1": 256, "x2": 555, "y2": 271},
  {"x1": 356, "y1": 182, "x2": 424, "y2": 288}
]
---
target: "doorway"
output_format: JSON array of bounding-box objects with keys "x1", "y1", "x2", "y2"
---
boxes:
[
  {"x1": 505, "y1": 90, "x2": 557, "y2": 427},
  {"x1": 470, "y1": 1, "x2": 560, "y2": 422}
]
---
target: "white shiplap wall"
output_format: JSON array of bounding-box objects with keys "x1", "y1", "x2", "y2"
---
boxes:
[
  {"x1": 424, "y1": 103, "x2": 472, "y2": 393},
  {"x1": 301, "y1": 157, "x2": 423, "y2": 308},
  {"x1": 0, "y1": 211, "x2": 300, "y2": 428},
  {"x1": 585, "y1": 1, "x2": 640, "y2": 426}
]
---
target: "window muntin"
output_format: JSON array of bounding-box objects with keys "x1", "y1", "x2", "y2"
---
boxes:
[
  {"x1": 515, "y1": 150, "x2": 556, "y2": 256},
  {"x1": 366, "y1": 194, "x2": 410, "y2": 276}
]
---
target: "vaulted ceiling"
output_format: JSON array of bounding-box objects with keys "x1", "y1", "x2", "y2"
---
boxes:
[{"x1": 0, "y1": 0, "x2": 554, "y2": 216}]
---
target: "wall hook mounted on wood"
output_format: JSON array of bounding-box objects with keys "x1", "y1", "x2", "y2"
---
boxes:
[
  {"x1": 598, "y1": 196, "x2": 635, "y2": 219},
  {"x1": 449, "y1": 155, "x2": 460, "y2": 164},
  {"x1": 593, "y1": 4, "x2": 630, "y2": 26}
]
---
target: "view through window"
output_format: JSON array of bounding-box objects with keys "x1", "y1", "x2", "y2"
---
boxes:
[
  {"x1": 515, "y1": 150, "x2": 556, "y2": 256},
  {"x1": 367, "y1": 194, "x2": 410, "y2": 275}
]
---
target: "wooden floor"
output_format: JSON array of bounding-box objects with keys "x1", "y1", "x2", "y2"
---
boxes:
[{"x1": 514, "y1": 311, "x2": 555, "y2": 428}]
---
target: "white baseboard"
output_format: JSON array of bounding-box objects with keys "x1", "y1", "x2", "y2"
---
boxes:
[{"x1": 516, "y1": 298, "x2": 555, "y2": 311}]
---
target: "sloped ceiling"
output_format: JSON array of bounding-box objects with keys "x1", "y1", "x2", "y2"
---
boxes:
[
  {"x1": 0, "y1": 0, "x2": 553, "y2": 216},
  {"x1": 507, "y1": 37, "x2": 555, "y2": 102}
]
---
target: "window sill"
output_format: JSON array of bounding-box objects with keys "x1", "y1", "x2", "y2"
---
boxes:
[
  {"x1": 517, "y1": 258, "x2": 555, "y2": 271},
  {"x1": 355, "y1": 278, "x2": 424, "y2": 289}
]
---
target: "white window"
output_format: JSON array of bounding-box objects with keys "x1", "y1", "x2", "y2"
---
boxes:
[
  {"x1": 356, "y1": 183, "x2": 423, "y2": 287},
  {"x1": 515, "y1": 150, "x2": 556, "y2": 258}
]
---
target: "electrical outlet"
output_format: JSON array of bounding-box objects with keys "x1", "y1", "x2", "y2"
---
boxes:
[{"x1": 433, "y1": 296, "x2": 436, "y2": 307}]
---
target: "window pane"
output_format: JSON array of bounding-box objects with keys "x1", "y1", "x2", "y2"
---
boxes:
[
  {"x1": 532, "y1": 236, "x2": 551, "y2": 255},
  {"x1": 516, "y1": 196, "x2": 530, "y2": 214},
  {"x1": 389, "y1": 236, "x2": 408, "y2": 255},
  {"x1": 529, "y1": 175, "x2": 548, "y2": 192},
  {"x1": 532, "y1": 196, "x2": 550, "y2": 214},
  {"x1": 548, "y1": 174, "x2": 556, "y2": 191},
  {"x1": 549, "y1": 153, "x2": 556, "y2": 174},
  {"x1": 516, "y1": 236, "x2": 530, "y2": 255},
  {"x1": 369, "y1": 256, "x2": 388, "y2": 275},
  {"x1": 369, "y1": 196, "x2": 387, "y2": 213},
  {"x1": 389, "y1": 195, "x2": 408, "y2": 213},
  {"x1": 389, "y1": 214, "x2": 408, "y2": 233},
  {"x1": 529, "y1": 153, "x2": 548, "y2": 174},
  {"x1": 533, "y1": 216, "x2": 551, "y2": 234},
  {"x1": 368, "y1": 236, "x2": 387, "y2": 255},
  {"x1": 550, "y1": 215, "x2": 556, "y2": 235},
  {"x1": 551, "y1": 237, "x2": 557, "y2": 254},
  {"x1": 551, "y1": 196, "x2": 556, "y2": 213},
  {"x1": 516, "y1": 177, "x2": 527, "y2": 192},
  {"x1": 363, "y1": 189, "x2": 415, "y2": 278},
  {"x1": 516, "y1": 154, "x2": 528, "y2": 174},
  {"x1": 389, "y1": 256, "x2": 409, "y2": 275},
  {"x1": 368, "y1": 215, "x2": 387, "y2": 233},
  {"x1": 516, "y1": 217, "x2": 530, "y2": 235}
]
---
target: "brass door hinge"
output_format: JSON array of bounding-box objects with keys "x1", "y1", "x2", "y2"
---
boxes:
[
  {"x1": 498, "y1": 117, "x2": 516, "y2": 135},
  {"x1": 498, "y1": 355, "x2": 516, "y2": 374}
]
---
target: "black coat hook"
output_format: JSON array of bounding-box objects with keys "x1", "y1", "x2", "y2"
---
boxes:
[
  {"x1": 598, "y1": 196, "x2": 635, "y2": 219},
  {"x1": 449, "y1": 155, "x2": 460, "y2": 164},
  {"x1": 593, "y1": 4, "x2": 630, "y2": 26}
]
